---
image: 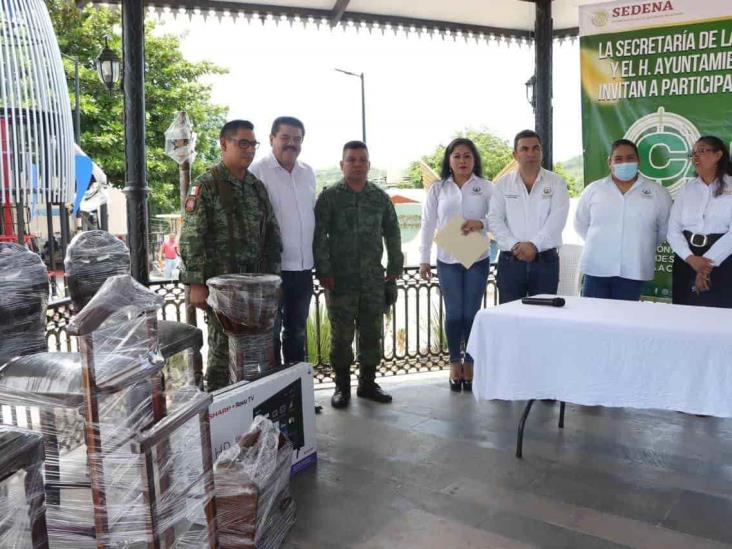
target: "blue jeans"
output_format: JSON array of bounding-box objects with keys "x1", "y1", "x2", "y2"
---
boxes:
[
  {"x1": 497, "y1": 250, "x2": 559, "y2": 304},
  {"x1": 437, "y1": 257, "x2": 491, "y2": 363},
  {"x1": 274, "y1": 270, "x2": 314, "y2": 365},
  {"x1": 163, "y1": 258, "x2": 177, "y2": 279},
  {"x1": 581, "y1": 275, "x2": 645, "y2": 301}
]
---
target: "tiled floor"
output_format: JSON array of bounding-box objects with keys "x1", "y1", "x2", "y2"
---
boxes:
[{"x1": 283, "y1": 372, "x2": 732, "y2": 549}]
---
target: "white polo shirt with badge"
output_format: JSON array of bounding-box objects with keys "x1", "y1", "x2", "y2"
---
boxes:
[
  {"x1": 575, "y1": 175, "x2": 672, "y2": 281},
  {"x1": 419, "y1": 174, "x2": 492, "y2": 265},
  {"x1": 488, "y1": 168, "x2": 569, "y2": 253},
  {"x1": 250, "y1": 152, "x2": 317, "y2": 272},
  {"x1": 667, "y1": 175, "x2": 732, "y2": 266}
]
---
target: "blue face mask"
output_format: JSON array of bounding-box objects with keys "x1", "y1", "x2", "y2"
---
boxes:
[{"x1": 612, "y1": 162, "x2": 639, "y2": 182}]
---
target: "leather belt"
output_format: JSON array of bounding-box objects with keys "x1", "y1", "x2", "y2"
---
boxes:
[
  {"x1": 683, "y1": 231, "x2": 722, "y2": 248},
  {"x1": 534, "y1": 248, "x2": 558, "y2": 262}
]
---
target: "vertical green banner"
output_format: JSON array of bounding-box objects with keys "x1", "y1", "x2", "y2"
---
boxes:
[{"x1": 579, "y1": 0, "x2": 732, "y2": 299}]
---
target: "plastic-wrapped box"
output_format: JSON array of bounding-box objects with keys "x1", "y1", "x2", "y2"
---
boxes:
[
  {"x1": 0, "y1": 275, "x2": 216, "y2": 547},
  {"x1": 214, "y1": 415, "x2": 296, "y2": 549},
  {"x1": 0, "y1": 426, "x2": 48, "y2": 549},
  {"x1": 207, "y1": 274, "x2": 281, "y2": 382},
  {"x1": 64, "y1": 230, "x2": 203, "y2": 392},
  {"x1": 64, "y1": 230, "x2": 130, "y2": 311},
  {"x1": 0, "y1": 243, "x2": 48, "y2": 366}
]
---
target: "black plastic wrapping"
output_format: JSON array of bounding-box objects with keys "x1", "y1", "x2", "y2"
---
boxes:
[
  {"x1": 0, "y1": 276, "x2": 214, "y2": 547},
  {"x1": 0, "y1": 243, "x2": 48, "y2": 367},
  {"x1": 64, "y1": 230, "x2": 130, "y2": 311},
  {"x1": 0, "y1": 426, "x2": 47, "y2": 549},
  {"x1": 207, "y1": 274, "x2": 281, "y2": 381}
]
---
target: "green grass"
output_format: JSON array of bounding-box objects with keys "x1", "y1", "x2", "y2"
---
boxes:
[{"x1": 306, "y1": 303, "x2": 331, "y2": 364}]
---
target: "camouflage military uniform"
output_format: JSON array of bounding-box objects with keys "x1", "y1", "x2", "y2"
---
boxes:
[
  {"x1": 179, "y1": 161, "x2": 281, "y2": 391},
  {"x1": 313, "y1": 179, "x2": 403, "y2": 387}
]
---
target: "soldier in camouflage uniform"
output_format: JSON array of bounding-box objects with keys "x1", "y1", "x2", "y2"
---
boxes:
[
  {"x1": 313, "y1": 141, "x2": 403, "y2": 408},
  {"x1": 179, "y1": 120, "x2": 281, "y2": 391}
]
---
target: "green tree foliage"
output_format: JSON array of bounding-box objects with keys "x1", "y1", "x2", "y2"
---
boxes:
[
  {"x1": 407, "y1": 128, "x2": 514, "y2": 188},
  {"x1": 557, "y1": 154, "x2": 585, "y2": 197},
  {"x1": 46, "y1": 1, "x2": 228, "y2": 214},
  {"x1": 554, "y1": 161, "x2": 582, "y2": 198}
]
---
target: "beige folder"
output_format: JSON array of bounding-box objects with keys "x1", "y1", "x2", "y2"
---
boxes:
[{"x1": 433, "y1": 216, "x2": 491, "y2": 269}]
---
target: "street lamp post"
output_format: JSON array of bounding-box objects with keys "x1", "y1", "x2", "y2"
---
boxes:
[
  {"x1": 94, "y1": 38, "x2": 121, "y2": 234},
  {"x1": 335, "y1": 68, "x2": 366, "y2": 143},
  {"x1": 164, "y1": 112, "x2": 198, "y2": 332},
  {"x1": 164, "y1": 111, "x2": 197, "y2": 212},
  {"x1": 525, "y1": 74, "x2": 536, "y2": 112}
]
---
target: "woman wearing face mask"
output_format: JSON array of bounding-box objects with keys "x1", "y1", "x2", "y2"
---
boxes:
[
  {"x1": 667, "y1": 136, "x2": 732, "y2": 308},
  {"x1": 419, "y1": 138, "x2": 492, "y2": 392},
  {"x1": 574, "y1": 139, "x2": 672, "y2": 300}
]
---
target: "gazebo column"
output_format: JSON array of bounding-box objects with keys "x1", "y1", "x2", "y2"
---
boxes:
[
  {"x1": 122, "y1": 0, "x2": 150, "y2": 284},
  {"x1": 534, "y1": 0, "x2": 553, "y2": 170}
]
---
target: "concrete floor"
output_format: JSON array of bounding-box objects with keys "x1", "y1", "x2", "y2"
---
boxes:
[{"x1": 283, "y1": 372, "x2": 732, "y2": 549}]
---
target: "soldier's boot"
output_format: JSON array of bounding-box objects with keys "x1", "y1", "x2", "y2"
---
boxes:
[
  {"x1": 356, "y1": 369, "x2": 392, "y2": 404},
  {"x1": 331, "y1": 371, "x2": 351, "y2": 409}
]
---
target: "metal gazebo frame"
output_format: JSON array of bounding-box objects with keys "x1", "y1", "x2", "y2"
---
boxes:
[{"x1": 87, "y1": 0, "x2": 574, "y2": 283}]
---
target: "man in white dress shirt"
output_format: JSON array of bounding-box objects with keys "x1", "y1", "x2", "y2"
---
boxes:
[
  {"x1": 250, "y1": 116, "x2": 317, "y2": 365},
  {"x1": 488, "y1": 130, "x2": 570, "y2": 304}
]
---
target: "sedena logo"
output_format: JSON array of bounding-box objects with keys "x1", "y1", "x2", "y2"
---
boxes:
[
  {"x1": 591, "y1": 10, "x2": 610, "y2": 27},
  {"x1": 612, "y1": 1, "x2": 674, "y2": 18}
]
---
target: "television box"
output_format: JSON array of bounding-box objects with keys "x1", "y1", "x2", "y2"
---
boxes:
[{"x1": 209, "y1": 362, "x2": 317, "y2": 474}]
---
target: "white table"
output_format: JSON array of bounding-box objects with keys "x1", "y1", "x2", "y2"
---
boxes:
[{"x1": 466, "y1": 296, "x2": 732, "y2": 456}]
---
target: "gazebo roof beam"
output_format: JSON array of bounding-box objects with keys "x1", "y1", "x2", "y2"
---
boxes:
[
  {"x1": 88, "y1": 0, "x2": 578, "y2": 39},
  {"x1": 330, "y1": 0, "x2": 350, "y2": 28}
]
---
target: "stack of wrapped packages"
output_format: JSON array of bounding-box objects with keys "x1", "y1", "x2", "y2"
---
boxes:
[
  {"x1": 214, "y1": 415, "x2": 296, "y2": 549},
  {"x1": 0, "y1": 426, "x2": 47, "y2": 549},
  {"x1": 0, "y1": 243, "x2": 48, "y2": 365}
]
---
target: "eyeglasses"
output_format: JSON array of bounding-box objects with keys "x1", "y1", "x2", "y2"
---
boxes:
[
  {"x1": 689, "y1": 148, "x2": 715, "y2": 158},
  {"x1": 228, "y1": 138, "x2": 260, "y2": 150}
]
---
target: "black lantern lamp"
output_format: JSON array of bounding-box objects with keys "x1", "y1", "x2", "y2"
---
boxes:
[
  {"x1": 95, "y1": 37, "x2": 121, "y2": 94},
  {"x1": 525, "y1": 75, "x2": 536, "y2": 110}
]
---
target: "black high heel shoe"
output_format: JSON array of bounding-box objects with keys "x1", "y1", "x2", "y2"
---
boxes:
[
  {"x1": 449, "y1": 362, "x2": 462, "y2": 392},
  {"x1": 462, "y1": 361, "x2": 473, "y2": 392}
]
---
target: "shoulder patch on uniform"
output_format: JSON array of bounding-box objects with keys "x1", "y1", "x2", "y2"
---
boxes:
[
  {"x1": 185, "y1": 186, "x2": 200, "y2": 212},
  {"x1": 184, "y1": 196, "x2": 197, "y2": 212}
]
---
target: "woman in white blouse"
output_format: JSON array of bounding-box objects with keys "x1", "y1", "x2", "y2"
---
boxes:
[
  {"x1": 667, "y1": 136, "x2": 732, "y2": 308},
  {"x1": 419, "y1": 138, "x2": 492, "y2": 392},
  {"x1": 575, "y1": 139, "x2": 672, "y2": 301}
]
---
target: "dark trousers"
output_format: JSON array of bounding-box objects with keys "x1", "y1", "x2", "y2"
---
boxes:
[
  {"x1": 274, "y1": 270, "x2": 314, "y2": 365},
  {"x1": 437, "y1": 257, "x2": 491, "y2": 363},
  {"x1": 497, "y1": 249, "x2": 559, "y2": 304},
  {"x1": 672, "y1": 254, "x2": 732, "y2": 309},
  {"x1": 325, "y1": 281, "x2": 383, "y2": 385},
  {"x1": 581, "y1": 275, "x2": 645, "y2": 301}
]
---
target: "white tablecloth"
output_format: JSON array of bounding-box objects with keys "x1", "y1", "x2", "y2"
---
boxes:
[{"x1": 466, "y1": 296, "x2": 732, "y2": 417}]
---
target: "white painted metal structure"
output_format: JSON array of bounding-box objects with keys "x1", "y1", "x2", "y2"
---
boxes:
[
  {"x1": 0, "y1": 0, "x2": 75, "y2": 205},
  {"x1": 199, "y1": 0, "x2": 591, "y2": 31},
  {"x1": 143, "y1": 0, "x2": 609, "y2": 38}
]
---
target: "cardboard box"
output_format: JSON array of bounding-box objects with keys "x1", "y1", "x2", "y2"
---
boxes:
[{"x1": 209, "y1": 362, "x2": 317, "y2": 474}]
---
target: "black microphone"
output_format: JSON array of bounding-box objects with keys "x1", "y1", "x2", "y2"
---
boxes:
[{"x1": 521, "y1": 296, "x2": 565, "y2": 307}]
